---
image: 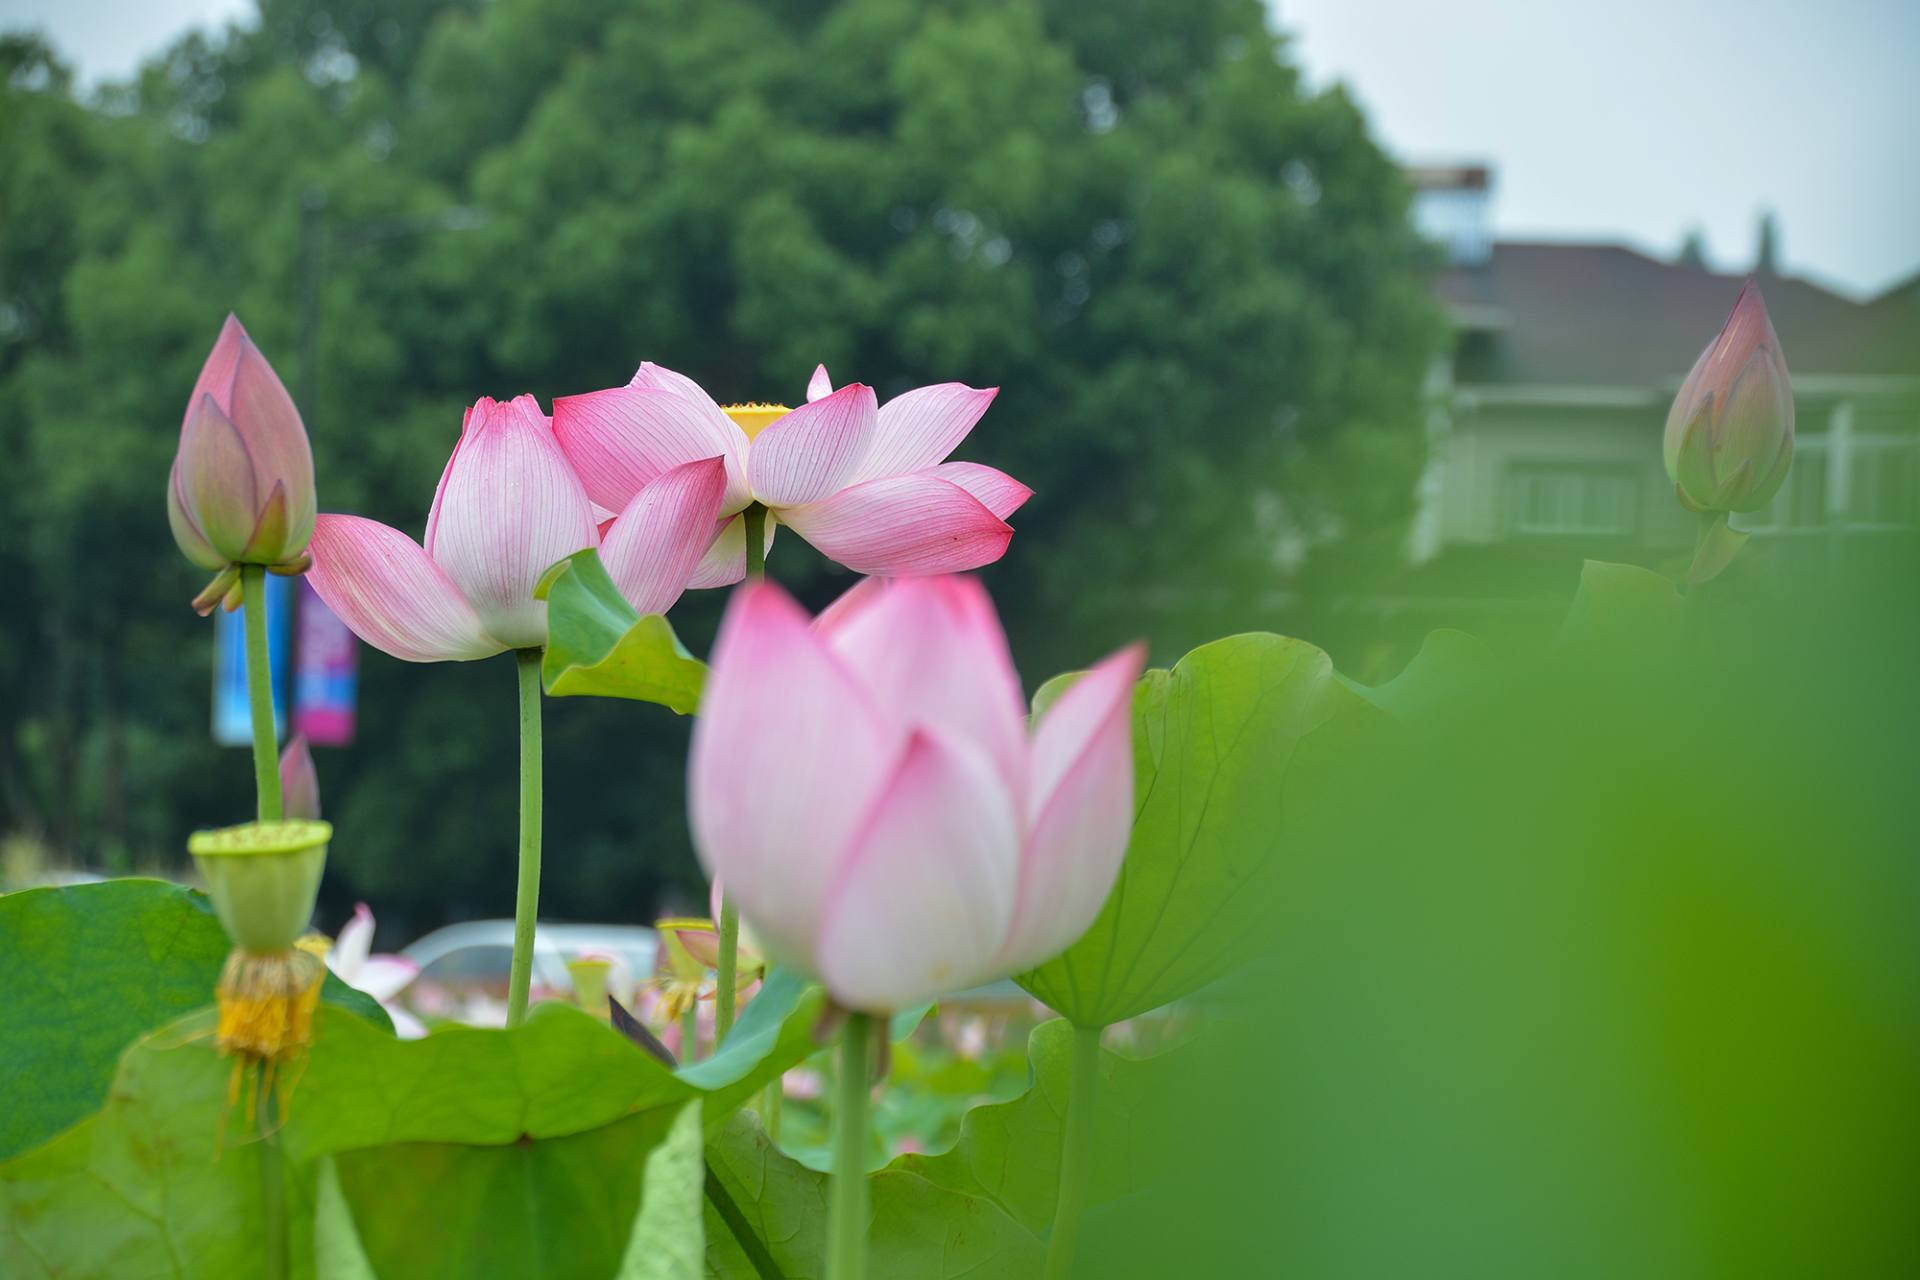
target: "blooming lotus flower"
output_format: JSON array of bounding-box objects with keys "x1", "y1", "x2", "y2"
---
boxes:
[
  {"x1": 552, "y1": 362, "x2": 1030, "y2": 583},
  {"x1": 169, "y1": 315, "x2": 317, "y2": 595},
  {"x1": 306, "y1": 395, "x2": 727, "y2": 661},
  {"x1": 280, "y1": 733, "x2": 320, "y2": 820},
  {"x1": 1665, "y1": 280, "x2": 1794, "y2": 513},
  {"x1": 689, "y1": 575, "x2": 1144, "y2": 1011}
]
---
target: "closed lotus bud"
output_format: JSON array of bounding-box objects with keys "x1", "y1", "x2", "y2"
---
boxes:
[
  {"x1": 280, "y1": 734, "x2": 320, "y2": 820},
  {"x1": 168, "y1": 315, "x2": 317, "y2": 572},
  {"x1": 1663, "y1": 281, "x2": 1794, "y2": 514}
]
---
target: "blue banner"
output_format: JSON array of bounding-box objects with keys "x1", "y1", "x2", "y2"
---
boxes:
[{"x1": 212, "y1": 573, "x2": 293, "y2": 747}]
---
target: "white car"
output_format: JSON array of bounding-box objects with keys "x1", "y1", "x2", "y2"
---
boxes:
[{"x1": 387, "y1": 920, "x2": 658, "y2": 1026}]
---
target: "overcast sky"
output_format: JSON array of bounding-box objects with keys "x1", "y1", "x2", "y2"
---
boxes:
[{"x1": 5, "y1": 0, "x2": 1916, "y2": 297}]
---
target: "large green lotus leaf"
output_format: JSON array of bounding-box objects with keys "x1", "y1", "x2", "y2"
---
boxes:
[
  {"x1": 1343, "y1": 627, "x2": 1495, "y2": 723},
  {"x1": 536, "y1": 549, "x2": 707, "y2": 712},
  {"x1": 0, "y1": 1010, "x2": 328, "y2": 1278},
  {"x1": 1559, "y1": 559, "x2": 1687, "y2": 652},
  {"x1": 1017, "y1": 633, "x2": 1371, "y2": 1026},
  {"x1": 0, "y1": 877, "x2": 389, "y2": 1160},
  {"x1": 614, "y1": 1100, "x2": 705, "y2": 1280},
  {"x1": 677, "y1": 966, "x2": 827, "y2": 1096},
  {"x1": 891, "y1": 1018, "x2": 1186, "y2": 1236},
  {"x1": 704, "y1": 1113, "x2": 1044, "y2": 1280}
]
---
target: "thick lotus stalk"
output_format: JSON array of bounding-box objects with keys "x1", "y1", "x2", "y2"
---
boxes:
[
  {"x1": 688, "y1": 574, "x2": 1143, "y2": 1013},
  {"x1": 169, "y1": 316, "x2": 318, "y2": 613}
]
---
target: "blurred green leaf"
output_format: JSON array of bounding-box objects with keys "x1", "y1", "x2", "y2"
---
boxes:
[
  {"x1": 893, "y1": 1019, "x2": 1187, "y2": 1236},
  {"x1": 677, "y1": 966, "x2": 825, "y2": 1096},
  {"x1": 705, "y1": 1112, "x2": 1044, "y2": 1280},
  {"x1": 535, "y1": 549, "x2": 707, "y2": 713},
  {"x1": 1343, "y1": 627, "x2": 1496, "y2": 722},
  {"x1": 1018, "y1": 634, "x2": 1367, "y2": 1026},
  {"x1": 313, "y1": 1157, "x2": 376, "y2": 1280},
  {"x1": 1560, "y1": 559, "x2": 1687, "y2": 652},
  {"x1": 0, "y1": 877, "x2": 388, "y2": 1161},
  {"x1": 614, "y1": 1101, "x2": 705, "y2": 1280}
]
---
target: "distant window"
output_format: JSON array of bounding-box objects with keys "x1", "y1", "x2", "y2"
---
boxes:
[
  {"x1": 1505, "y1": 464, "x2": 1638, "y2": 537},
  {"x1": 1849, "y1": 440, "x2": 1916, "y2": 527}
]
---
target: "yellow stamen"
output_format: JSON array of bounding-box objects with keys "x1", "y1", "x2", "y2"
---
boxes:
[
  {"x1": 215, "y1": 948, "x2": 324, "y2": 1063},
  {"x1": 721, "y1": 403, "x2": 790, "y2": 441}
]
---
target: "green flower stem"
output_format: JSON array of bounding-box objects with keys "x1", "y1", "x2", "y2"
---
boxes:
[
  {"x1": 506, "y1": 648, "x2": 545, "y2": 1027},
  {"x1": 240, "y1": 565, "x2": 283, "y2": 823},
  {"x1": 680, "y1": 1000, "x2": 698, "y2": 1062},
  {"x1": 715, "y1": 503, "x2": 768, "y2": 1049},
  {"x1": 765, "y1": 1072, "x2": 784, "y2": 1142},
  {"x1": 240, "y1": 564, "x2": 288, "y2": 1280},
  {"x1": 826, "y1": 1012, "x2": 875, "y2": 1280},
  {"x1": 715, "y1": 897, "x2": 740, "y2": 1046},
  {"x1": 1042, "y1": 1024, "x2": 1104, "y2": 1280}
]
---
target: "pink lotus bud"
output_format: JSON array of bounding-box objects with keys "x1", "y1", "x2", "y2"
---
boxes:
[
  {"x1": 168, "y1": 315, "x2": 317, "y2": 570},
  {"x1": 1664, "y1": 281, "x2": 1794, "y2": 514},
  {"x1": 279, "y1": 733, "x2": 321, "y2": 820},
  {"x1": 689, "y1": 576, "x2": 1144, "y2": 1013}
]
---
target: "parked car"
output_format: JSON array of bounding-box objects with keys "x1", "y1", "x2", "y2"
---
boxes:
[{"x1": 390, "y1": 920, "x2": 658, "y2": 1026}]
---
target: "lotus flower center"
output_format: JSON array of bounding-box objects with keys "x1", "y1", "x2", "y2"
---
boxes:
[{"x1": 722, "y1": 403, "x2": 789, "y2": 441}]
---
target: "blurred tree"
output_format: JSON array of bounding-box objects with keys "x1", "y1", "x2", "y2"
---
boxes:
[{"x1": 0, "y1": 0, "x2": 1436, "y2": 934}]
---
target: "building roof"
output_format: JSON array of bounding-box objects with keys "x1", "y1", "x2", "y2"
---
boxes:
[{"x1": 1437, "y1": 243, "x2": 1920, "y2": 387}]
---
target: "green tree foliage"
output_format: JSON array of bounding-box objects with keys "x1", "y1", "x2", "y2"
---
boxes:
[{"x1": 0, "y1": 2, "x2": 1436, "y2": 932}]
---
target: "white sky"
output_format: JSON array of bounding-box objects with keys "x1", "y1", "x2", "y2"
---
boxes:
[{"x1": 5, "y1": 0, "x2": 1916, "y2": 297}]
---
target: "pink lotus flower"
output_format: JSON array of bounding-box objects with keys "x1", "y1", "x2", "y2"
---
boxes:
[
  {"x1": 1665, "y1": 280, "x2": 1794, "y2": 513},
  {"x1": 168, "y1": 315, "x2": 316, "y2": 575},
  {"x1": 305, "y1": 395, "x2": 727, "y2": 661},
  {"x1": 279, "y1": 733, "x2": 320, "y2": 820},
  {"x1": 689, "y1": 575, "x2": 1143, "y2": 1012},
  {"x1": 552, "y1": 363, "x2": 1030, "y2": 583}
]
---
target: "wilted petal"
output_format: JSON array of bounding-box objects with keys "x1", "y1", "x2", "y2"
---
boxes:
[
  {"x1": 329, "y1": 903, "x2": 374, "y2": 981},
  {"x1": 688, "y1": 583, "x2": 899, "y2": 972},
  {"x1": 685, "y1": 511, "x2": 779, "y2": 589},
  {"x1": 851, "y1": 383, "x2": 998, "y2": 483},
  {"x1": 552, "y1": 384, "x2": 749, "y2": 515},
  {"x1": 424, "y1": 395, "x2": 599, "y2": 650},
  {"x1": 997, "y1": 643, "x2": 1146, "y2": 973},
  {"x1": 923, "y1": 462, "x2": 1033, "y2": 520},
  {"x1": 778, "y1": 473, "x2": 1013, "y2": 575},
  {"x1": 746, "y1": 383, "x2": 878, "y2": 507},
  {"x1": 816, "y1": 730, "x2": 1021, "y2": 1011},
  {"x1": 599, "y1": 456, "x2": 730, "y2": 615},
  {"x1": 819, "y1": 576, "x2": 1029, "y2": 795},
  {"x1": 279, "y1": 733, "x2": 321, "y2": 820},
  {"x1": 806, "y1": 364, "x2": 834, "y2": 403},
  {"x1": 307, "y1": 514, "x2": 503, "y2": 662}
]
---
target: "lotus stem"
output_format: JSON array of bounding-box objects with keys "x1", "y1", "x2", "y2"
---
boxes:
[
  {"x1": 826, "y1": 1012, "x2": 875, "y2": 1280},
  {"x1": 506, "y1": 648, "x2": 544, "y2": 1027},
  {"x1": 240, "y1": 565, "x2": 283, "y2": 823},
  {"x1": 1042, "y1": 1024, "x2": 1104, "y2": 1280}
]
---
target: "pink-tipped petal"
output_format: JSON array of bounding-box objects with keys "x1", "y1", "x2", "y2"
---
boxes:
[
  {"x1": 806, "y1": 364, "x2": 834, "y2": 403},
  {"x1": 307, "y1": 514, "x2": 503, "y2": 663},
  {"x1": 630, "y1": 361, "x2": 724, "y2": 408},
  {"x1": 279, "y1": 733, "x2": 321, "y2": 821},
  {"x1": 745, "y1": 382, "x2": 878, "y2": 508},
  {"x1": 175, "y1": 394, "x2": 261, "y2": 559},
  {"x1": 924, "y1": 462, "x2": 1033, "y2": 520},
  {"x1": 226, "y1": 338, "x2": 315, "y2": 541},
  {"x1": 598, "y1": 456, "x2": 730, "y2": 615},
  {"x1": 997, "y1": 643, "x2": 1146, "y2": 973},
  {"x1": 185, "y1": 315, "x2": 249, "y2": 427},
  {"x1": 552, "y1": 385, "x2": 749, "y2": 515},
  {"x1": 816, "y1": 730, "x2": 1021, "y2": 1011},
  {"x1": 684, "y1": 512, "x2": 778, "y2": 589},
  {"x1": 424, "y1": 395, "x2": 599, "y2": 650},
  {"x1": 818, "y1": 576, "x2": 1028, "y2": 795},
  {"x1": 329, "y1": 903, "x2": 374, "y2": 981},
  {"x1": 851, "y1": 384, "x2": 998, "y2": 483},
  {"x1": 688, "y1": 582, "x2": 900, "y2": 972},
  {"x1": 777, "y1": 473, "x2": 1013, "y2": 576}
]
